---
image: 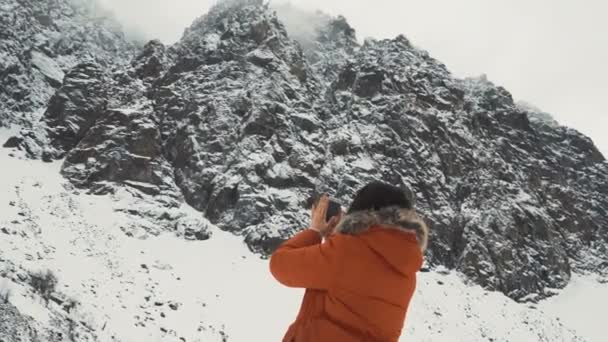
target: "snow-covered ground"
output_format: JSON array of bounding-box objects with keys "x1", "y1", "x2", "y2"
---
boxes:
[
  {"x1": 540, "y1": 276, "x2": 606, "y2": 342},
  {"x1": 0, "y1": 127, "x2": 605, "y2": 341}
]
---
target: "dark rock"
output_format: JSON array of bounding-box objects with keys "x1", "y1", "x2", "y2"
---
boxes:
[
  {"x1": 3, "y1": 136, "x2": 23, "y2": 148},
  {"x1": 354, "y1": 68, "x2": 385, "y2": 98},
  {"x1": 194, "y1": 230, "x2": 212, "y2": 241},
  {"x1": 132, "y1": 40, "x2": 168, "y2": 81},
  {"x1": 60, "y1": 108, "x2": 179, "y2": 197},
  {"x1": 176, "y1": 217, "x2": 212, "y2": 241},
  {"x1": 336, "y1": 65, "x2": 357, "y2": 91},
  {"x1": 41, "y1": 150, "x2": 54, "y2": 163},
  {"x1": 43, "y1": 62, "x2": 109, "y2": 154},
  {"x1": 245, "y1": 232, "x2": 286, "y2": 256},
  {"x1": 87, "y1": 182, "x2": 116, "y2": 196},
  {"x1": 34, "y1": 13, "x2": 53, "y2": 27}
]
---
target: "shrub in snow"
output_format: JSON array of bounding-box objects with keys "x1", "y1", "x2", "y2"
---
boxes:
[
  {"x1": 0, "y1": 287, "x2": 10, "y2": 304},
  {"x1": 63, "y1": 297, "x2": 79, "y2": 314},
  {"x1": 29, "y1": 269, "x2": 58, "y2": 303}
]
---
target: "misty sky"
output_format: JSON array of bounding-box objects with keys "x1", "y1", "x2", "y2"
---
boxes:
[{"x1": 98, "y1": 0, "x2": 607, "y2": 156}]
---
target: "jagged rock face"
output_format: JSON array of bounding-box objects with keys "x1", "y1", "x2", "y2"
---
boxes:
[
  {"x1": 273, "y1": 4, "x2": 358, "y2": 82},
  {"x1": 4, "y1": 0, "x2": 607, "y2": 301},
  {"x1": 132, "y1": 39, "x2": 169, "y2": 81},
  {"x1": 61, "y1": 108, "x2": 179, "y2": 197},
  {"x1": 318, "y1": 37, "x2": 607, "y2": 299},
  {"x1": 44, "y1": 62, "x2": 109, "y2": 154},
  {"x1": 151, "y1": 0, "x2": 328, "y2": 250},
  {"x1": 0, "y1": 0, "x2": 138, "y2": 127}
]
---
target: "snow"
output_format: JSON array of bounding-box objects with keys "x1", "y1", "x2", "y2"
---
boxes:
[
  {"x1": 539, "y1": 275, "x2": 607, "y2": 342},
  {"x1": 0, "y1": 126, "x2": 606, "y2": 341},
  {"x1": 0, "y1": 128, "x2": 298, "y2": 342},
  {"x1": 403, "y1": 271, "x2": 592, "y2": 342},
  {"x1": 514, "y1": 189, "x2": 534, "y2": 203},
  {"x1": 246, "y1": 48, "x2": 276, "y2": 64},
  {"x1": 113, "y1": 107, "x2": 140, "y2": 115},
  {"x1": 352, "y1": 155, "x2": 375, "y2": 171},
  {"x1": 268, "y1": 161, "x2": 293, "y2": 180},
  {"x1": 203, "y1": 33, "x2": 221, "y2": 50}
]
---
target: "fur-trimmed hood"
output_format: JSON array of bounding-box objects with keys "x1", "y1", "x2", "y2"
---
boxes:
[{"x1": 334, "y1": 206, "x2": 429, "y2": 252}]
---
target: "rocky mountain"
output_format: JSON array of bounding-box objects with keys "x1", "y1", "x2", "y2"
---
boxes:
[
  {"x1": 0, "y1": 0, "x2": 138, "y2": 128},
  {"x1": 4, "y1": 0, "x2": 607, "y2": 308}
]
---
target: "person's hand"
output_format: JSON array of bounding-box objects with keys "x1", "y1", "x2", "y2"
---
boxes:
[
  {"x1": 325, "y1": 209, "x2": 345, "y2": 236},
  {"x1": 310, "y1": 194, "x2": 342, "y2": 237}
]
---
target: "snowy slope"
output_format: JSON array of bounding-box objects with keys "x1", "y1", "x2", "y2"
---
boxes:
[{"x1": 1, "y1": 127, "x2": 605, "y2": 341}]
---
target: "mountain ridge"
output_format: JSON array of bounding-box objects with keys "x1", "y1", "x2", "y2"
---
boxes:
[{"x1": 2, "y1": 0, "x2": 606, "y2": 304}]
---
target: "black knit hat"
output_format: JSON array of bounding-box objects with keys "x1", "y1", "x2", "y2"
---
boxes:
[{"x1": 347, "y1": 181, "x2": 413, "y2": 214}]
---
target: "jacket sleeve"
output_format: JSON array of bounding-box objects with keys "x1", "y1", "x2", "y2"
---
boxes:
[{"x1": 269, "y1": 229, "x2": 342, "y2": 289}]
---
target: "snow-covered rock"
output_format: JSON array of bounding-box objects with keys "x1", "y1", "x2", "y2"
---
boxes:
[
  {"x1": 0, "y1": 0, "x2": 138, "y2": 128},
  {"x1": 30, "y1": 51, "x2": 65, "y2": 87},
  {"x1": 2, "y1": 0, "x2": 607, "y2": 325}
]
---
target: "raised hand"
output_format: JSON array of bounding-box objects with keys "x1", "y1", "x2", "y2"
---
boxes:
[{"x1": 310, "y1": 194, "x2": 341, "y2": 237}]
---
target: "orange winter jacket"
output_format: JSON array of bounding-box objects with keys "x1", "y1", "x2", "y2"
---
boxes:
[{"x1": 270, "y1": 206, "x2": 428, "y2": 342}]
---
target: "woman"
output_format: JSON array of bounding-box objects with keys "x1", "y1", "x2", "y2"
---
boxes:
[{"x1": 270, "y1": 181, "x2": 429, "y2": 341}]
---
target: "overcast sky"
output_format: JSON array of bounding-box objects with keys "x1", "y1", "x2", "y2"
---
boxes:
[{"x1": 99, "y1": 0, "x2": 607, "y2": 156}]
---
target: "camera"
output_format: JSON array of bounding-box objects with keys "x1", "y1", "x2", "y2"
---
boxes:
[{"x1": 306, "y1": 194, "x2": 343, "y2": 221}]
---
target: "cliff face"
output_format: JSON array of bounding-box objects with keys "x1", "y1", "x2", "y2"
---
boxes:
[
  {"x1": 5, "y1": 0, "x2": 607, "y2": 301},
  {"x1": 0, "y1": 0, "x2": 138, "y2": 128}
]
